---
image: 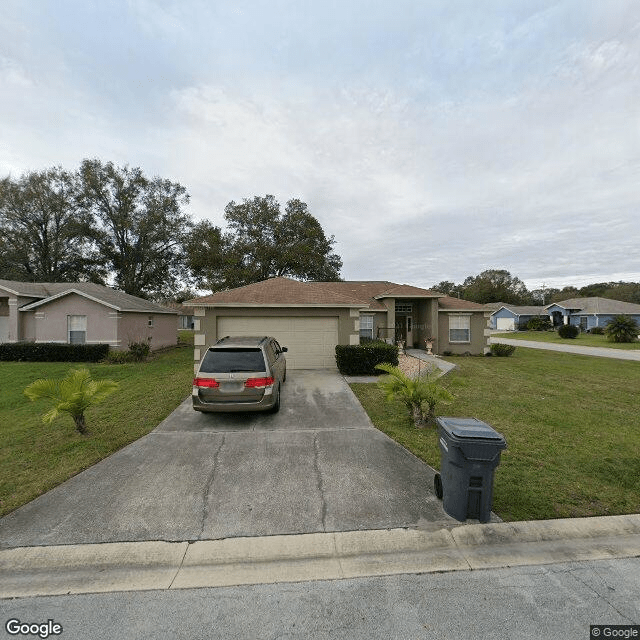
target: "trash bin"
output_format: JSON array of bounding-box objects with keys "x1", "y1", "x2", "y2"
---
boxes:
[{"x1": 435, "y1": 417, "x2": 506, "y2": 523}]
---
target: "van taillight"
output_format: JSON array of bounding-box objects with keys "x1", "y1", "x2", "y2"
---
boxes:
[
  {"x1": 244, "y1": 377, "x2": 274, "y2": 388},
  {"x1": 193, "y1": 377, "x2": 219, "y2": 388}
]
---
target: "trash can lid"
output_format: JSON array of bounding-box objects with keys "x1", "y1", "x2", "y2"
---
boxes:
[{"x1": 436, "y1": 417, "x2": 506, "y2": 443}]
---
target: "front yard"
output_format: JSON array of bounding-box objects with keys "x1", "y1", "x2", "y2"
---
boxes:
[
  {"x1": 0, "y1": 340, "x2": 194, "y2": 517},
  {"x1": 493, "y1": 330, "x2": 640, "y2": 349},
  {"x1": 351, "y1": 348, "x2": 640, "y2": 521}
]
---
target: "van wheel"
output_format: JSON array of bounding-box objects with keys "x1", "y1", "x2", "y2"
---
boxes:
[{"x1": 270, "y1": 385, "x2": 281, "y2": 413}]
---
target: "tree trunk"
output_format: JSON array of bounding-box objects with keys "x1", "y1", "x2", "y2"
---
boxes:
[
  {"x1": 74, "y1": 413, "x2": 89, "y2": 435},
  {"x1": 412, "y1": 405, "x2": 426, "y2": 429}
]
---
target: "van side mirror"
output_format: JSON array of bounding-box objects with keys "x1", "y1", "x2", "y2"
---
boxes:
[{"x1": 281, "y1": 347, "x2": 288, "y2": 353}]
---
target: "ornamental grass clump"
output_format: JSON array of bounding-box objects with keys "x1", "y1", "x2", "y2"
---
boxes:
[
  {"x1": 24, "y1": 367, "x2": 118, "y2": 435},
  {"x1": 375, "y1": 362, "x2": 454, "y2": 428}
]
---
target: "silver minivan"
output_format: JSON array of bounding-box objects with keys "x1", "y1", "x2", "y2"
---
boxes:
[{"x1": 192, "y1": 336, "x2": 287, "y2": 413}]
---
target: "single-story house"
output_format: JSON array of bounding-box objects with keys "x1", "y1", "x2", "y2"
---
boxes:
[
  {"x1": 0, "y1": 279, "x2": 177, "y2": 351},
  {"x1": 184, "y1": 277, "x2": 490, "y2": 370},
  {"x1": 488, "y1": 304, "x2": 547, "y2": 330},
  {"x1": 545, "y1": 297, "x2": 640, "y2": 331}
]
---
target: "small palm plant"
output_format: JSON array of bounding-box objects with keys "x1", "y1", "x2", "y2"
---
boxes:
[
  {"x1": 605, "y1": 315, "x2": 639, "y2": 343},
  {"x1": 376, "y1": 363, "x2": 454, "y2": 428},
  {"x1": 24, "y1": 367, "x2": 118, "y2": 435}
]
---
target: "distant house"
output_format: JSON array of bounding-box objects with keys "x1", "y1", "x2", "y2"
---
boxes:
[
  {"x1": 488, "y1": 304, "x2": 547, "y2": 330},
  {"x1": 0, "y1": 280, "x2": 177, "y2": 351},
  {"x1": 545, "y1": 297, "x2": 640, "y2": 331}
]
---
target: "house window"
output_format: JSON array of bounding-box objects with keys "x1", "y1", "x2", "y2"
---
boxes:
[
  {"x1": 68, "y1": 315, "x2": 87, "y2": 344},
  {"x1": 148, "y1": 316, "x2": 154, "y2": 327},
  {"x1": 579, "y1": 316, "x2": 587, "y2": 330},
  {"x1": 360, "y1": 315, "x2": 374, "y2": 341},
  {"x1": 449, "y1": 314, "x2": 470, "y2": 343},
  {"x1": 395, "y1": 303, "x2": 413, "y2": 313}
]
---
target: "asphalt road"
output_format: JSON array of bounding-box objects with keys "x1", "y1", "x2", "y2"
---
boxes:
[
  {"x1": 2, "y1": 557, "x2": 638, "y2": 640},
  {"x1": 0, "y1": 371, "x2": 458, "y2": 549}
]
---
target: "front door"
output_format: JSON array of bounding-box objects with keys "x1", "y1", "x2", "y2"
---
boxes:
[{"x1": 395, "y1": 315, "x2": 407, "y2": 343}]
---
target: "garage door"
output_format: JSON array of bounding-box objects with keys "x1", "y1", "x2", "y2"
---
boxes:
[
  {"x1": 496, "y1": 317, "x2": 516, "y2": 331},
  {"x1": 217, "y1": 316, "x2": 339, "y2": 369}
]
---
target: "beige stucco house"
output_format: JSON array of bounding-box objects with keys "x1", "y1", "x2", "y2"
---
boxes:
[
  {"x1": 0, "y1": 280, "x2": 177, "y2": 351},
  {"x1": 185, "y1": 277, "x2": 489, "y2": 370}
]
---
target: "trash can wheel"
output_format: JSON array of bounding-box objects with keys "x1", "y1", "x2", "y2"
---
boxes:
[{"x1": 434, "y1": 473, "x2": 443, "y2": 500}]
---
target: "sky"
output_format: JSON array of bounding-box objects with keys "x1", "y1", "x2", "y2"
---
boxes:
[{"x1": 1, "y1": 0, "x2": 639, "y2": 291}]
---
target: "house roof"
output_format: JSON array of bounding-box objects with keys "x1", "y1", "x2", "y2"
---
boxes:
[
  {"x1": 0, "y1": 280, "x2": 176, "y2": 314},
  {"x1": 184, "y1": 277, "x2": 366, "y2": 307},
  {"x1": 185, "y1": 278, "x2": 484, "y2": 313},
  {"x1": 489, "y1": 304, "x2": 547, "y2": 317},
  {"x1": 437, "y1": 296, "x2": 487, "y2": 311},
  {"x1": 545, "y1": 297, "x2": 640, "y2": 315}
]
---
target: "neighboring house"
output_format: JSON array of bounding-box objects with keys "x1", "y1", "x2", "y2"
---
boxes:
[
  {"x1": 184, "y1": 277, "x2": 489, "y2": 371},
  {"x1": 161, "y1": 301, "x2": 196, "y2": 330},
  {"x1": 545, "y1": 297, "x2": 640, "y2": 331},
  {"x1": 0, "y1": 280, "x2": 177, "y2": 351},
  {"x1": 488, "y1": 304, "x2": 547, "y2": 330}
]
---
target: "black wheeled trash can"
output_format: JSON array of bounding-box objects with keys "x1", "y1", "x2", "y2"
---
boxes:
[{"x1": 435, "y1": 417, "x2": 506, "y2": 523}]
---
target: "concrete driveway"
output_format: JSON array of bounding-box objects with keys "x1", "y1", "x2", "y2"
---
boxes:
[{"x1": 0, "y1": 371, "x2": 457, "y2": 549}]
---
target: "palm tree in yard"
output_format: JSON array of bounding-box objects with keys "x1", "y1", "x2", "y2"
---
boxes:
[
  {"x1": 24, "y1": 367, "x2": 118, "y2": 435},
  {"x1": 605, "y1": 315, "x2": 639, "y2": 343},
  {"x1": 375, "y1": 363, "x2": 454, "y2": 428}
]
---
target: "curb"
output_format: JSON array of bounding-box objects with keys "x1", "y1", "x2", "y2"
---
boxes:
[{"x1": 2, "y1": 515, "x2": 640, "y2": 599}]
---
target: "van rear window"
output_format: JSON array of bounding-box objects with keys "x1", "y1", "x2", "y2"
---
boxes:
[{"x1": 200, "y1": 348, "x2": 266, "y2": 373}]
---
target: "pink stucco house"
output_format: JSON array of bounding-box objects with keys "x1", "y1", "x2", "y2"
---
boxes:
[{"x1": 0, "y1": 280, "x2": 177, "y2": 351}]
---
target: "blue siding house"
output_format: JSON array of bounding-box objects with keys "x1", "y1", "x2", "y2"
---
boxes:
[{"x1": 545, "y1": 297, "x2": 640, "y2": 331}]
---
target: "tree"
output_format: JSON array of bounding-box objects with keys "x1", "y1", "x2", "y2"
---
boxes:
[
  {"x1": 605, "y1": 315, "x2": 639, "y2": 343},
  {"x1": 461, "y1": 269, "x2": 530, "y2": 305},
  {"x1": 0, "y1": 168, "x2": 101, "y2": 282},
  {"x1": 186, "y1": 195, "x2": 342, "y2": 292},
  {"x1": 432, "y1": 281, "x2": 459, "y2": 296},
  {"x1": 375, "y1": 363, "x2": 454, "y2": 428},
  {"x1": 24, "y1": 367, "x2": 118, "y2": 435},
  {"x1": 78, "y1": 159, "x2": 191, "y2": 299}
]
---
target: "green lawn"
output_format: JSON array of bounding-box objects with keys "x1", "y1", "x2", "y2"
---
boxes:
[
  {"x1": 351, "y1": 348, "x2": 640, "y2": 521},
  {"x1": 0, "y1": 340, "x2": 194, "y2": 516},
  {"x1": 493, "y1": 330, "x2": 640, "y2": 349}
]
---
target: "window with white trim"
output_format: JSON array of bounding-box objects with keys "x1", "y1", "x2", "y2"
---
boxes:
[
  {"x1": 395, "y1": 303, "x2": 413, "y2": 313},
  {"x1": 148, "y1": 315, "x2": 154, "y2": 327},
  {"x1": 449, "y1": 314, "x2": 470, "y2": 343},
  {"x1": 359, "y1": 315, "x2": 374, "y2": 341},
  {"x1": 68, "y1": 315, "x2": 87, "y2": 344}
]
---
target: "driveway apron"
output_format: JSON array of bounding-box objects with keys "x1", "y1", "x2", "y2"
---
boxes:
[{"x1": 0, "y1": 371, "x2": 457, "y2": 549}]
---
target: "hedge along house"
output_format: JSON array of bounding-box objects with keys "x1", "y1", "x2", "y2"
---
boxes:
[
  {"x1": 544, "y1": 297, "x2": 640, "y2": 331},
  {"x1": 0, "y1": 279, "x2": 177, "y2": 351},
  {"x1": 184, "y1": 277, "x2": 490, "y2": 371}
]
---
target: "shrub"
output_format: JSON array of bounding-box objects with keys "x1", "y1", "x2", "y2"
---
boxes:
[
  {"x1": 589, "y1": 326, "x2": 605, "y2": 335},
  {"x1": 527, "y1": 316, "x2": 552, "y2": 331},
  {"x1": 335, "y1": 341, "x2": 398, "y2": 376},
  {"x1": 605, "y1": 315, "x2": 639, "y2": 343},
  {"x1": 127, "y1": 340, "x2": 151, "y2": 362},
  {"x1": 0, "y1": 342, "x2": 109, "y2": 362},
  {"x1": 490, "y1": 343, "x2": 516, "y2": 357},
  {"x1": 558, "y1": 324, "x2": 580, "y2": 339}
]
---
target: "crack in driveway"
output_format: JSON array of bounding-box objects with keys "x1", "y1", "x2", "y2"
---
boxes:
[
  {"x1": 312, "y1": 433, "x2": 328, "y2": 532},
  {"x1": 199, "y1": 434, "x2": 226, "y2": 539}
]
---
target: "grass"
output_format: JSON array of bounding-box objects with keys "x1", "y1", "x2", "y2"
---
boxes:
[
  {"x1": 351, "y1": 348, "x2": 640, "y2": 521},
  {"x1": 493, "y1": 330, "x2": 640, "y2": 349},
  {"x1": 0, "y1": 339, "x2": 194, "y2": 516}
]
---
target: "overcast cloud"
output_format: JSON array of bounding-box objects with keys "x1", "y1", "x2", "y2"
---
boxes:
[{"x1": 1, "y1": 0, "x2": 639, "y2": 290}]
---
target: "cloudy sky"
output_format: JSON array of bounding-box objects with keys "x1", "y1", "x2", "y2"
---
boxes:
[{"x1": 2, "y1": 1, "x2": 639, "y2": 290}]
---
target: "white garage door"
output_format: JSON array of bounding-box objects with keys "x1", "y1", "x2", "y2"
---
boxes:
[
  {"x1": 217, "y1": 316, "x2": 339, "y2": 369},
  {"x1": 496, "y1": 317, "x2": 516, "y2": 331}
]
